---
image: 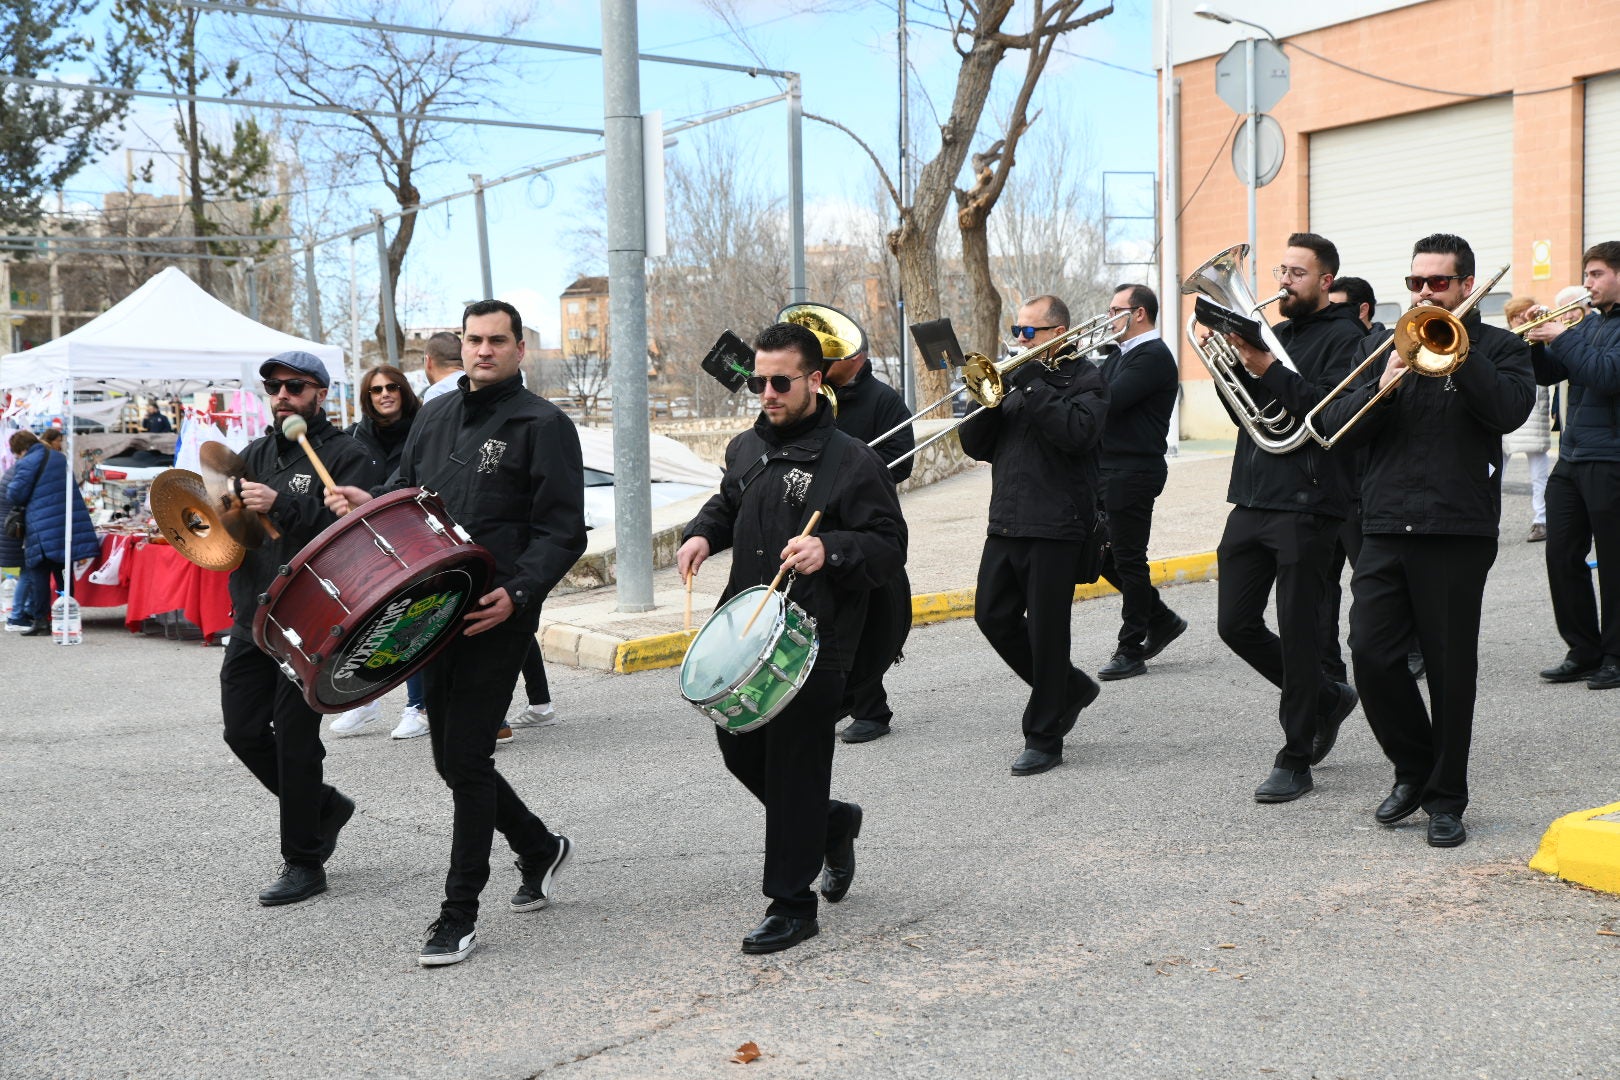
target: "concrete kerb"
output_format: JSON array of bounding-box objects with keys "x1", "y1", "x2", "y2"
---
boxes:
[{"x1": 545, "y1": 549, "x2": 1222, "y2": 675}]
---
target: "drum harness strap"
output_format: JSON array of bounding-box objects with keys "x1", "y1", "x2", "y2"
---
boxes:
[
  {"x1": 734, "y1": 430, "x2": 851, "y2": 602},
  {"x1": 418, "y1": 392, "x2": 528, "y2": 497}
]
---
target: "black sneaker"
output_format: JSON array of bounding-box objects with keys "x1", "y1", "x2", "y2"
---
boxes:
[
  {"x1": 511, "y1": 834, "x2": 573, "y2": 912},
  {"x1": 419, "y1": 915, "x2": 477, "y2": 967}
]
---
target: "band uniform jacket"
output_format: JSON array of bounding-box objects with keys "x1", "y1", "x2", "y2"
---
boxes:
[
  {"x1": 229, "y1": 411, "x2": 383, "y2": 633},
  {"x1": 388, "y1": 374, "x2": 587, "y2": 629},
  {"x1": 1321, "y1": 309, "x2": 1534, "y2": 538},
  {"x1": 956, "y1": 347, "x2": 1109, "y2": 542},
  {"x1": 1218, "y1": 300, "x2": 1365, "y2": 519},
  {"x1": 1097, "y1": 335, "x2": 1178, "y2": 472},
  {"x1": 1533, "y1": 303, "x2": 1620, "y2": 463},
  {"x1": 683, "y1": 398, "x2": 907, "y2": 672},
  {"x1": 830, "y1": 361, "x2": 916, "y2": 482}
]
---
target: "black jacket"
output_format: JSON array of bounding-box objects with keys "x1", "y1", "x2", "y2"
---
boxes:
[
  {"x1": 1533, "y1": 304, "x2": 1620, "y2": 463},
  {"x1": 831, "y1": 361, "x2": 916, "y2": 482},
  {"x1": 1097, "y1": 334, "x2": 1178, "y2": 472},
  {"x1": 348, "y1": 412, "x2": 415, "y2": 478},
  {"x1": 957, "y1": 347, "x2": 1109, "y2": 541},
  {"x1": 230, "y1": 412, "x2": 383, "y2": 633},
  {"x1": 388, "y1": 374, "x2": 586, "y2": 627},
  {"x1": 1221, "y1": 300, "x2": 1366, "y2": 520},
  {"x1": 684, "y1": 398, "x2": 907, "y2": 672},
  {"x1": 1321, "y1": 310, "x2": 1534, "y2": 538}
]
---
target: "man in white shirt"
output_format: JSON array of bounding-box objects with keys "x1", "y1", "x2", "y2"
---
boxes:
[{"x1": 420, "y1": 331, "x2": 464, "y2": 403}]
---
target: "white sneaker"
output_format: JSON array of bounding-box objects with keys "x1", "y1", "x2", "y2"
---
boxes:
[
  {"x1": 512, "y1": 702, "x2": 559, "y2": 728},
  {"x1": 330, "y1": 701, "x2": 381, "y2": 735},
  {"x1": 391, "y1": 706, "x2": 430, "y2": 740}
]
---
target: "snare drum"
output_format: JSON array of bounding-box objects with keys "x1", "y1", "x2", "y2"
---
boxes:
[
  {"x1": 252, "y1": 488, "x2": 495, "y2": 713},
  {"x1": 679, "y1": 585, "x2": 819, "y2": 734}
]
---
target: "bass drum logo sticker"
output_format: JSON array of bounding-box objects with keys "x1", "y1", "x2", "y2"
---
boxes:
[{"x1": 317, "y1": 567, "x2": 476, "y2": 707}]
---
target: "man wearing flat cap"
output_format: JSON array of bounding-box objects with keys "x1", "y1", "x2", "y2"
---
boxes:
[{"x1": 222, "y1": 350, "x2": 382, "y2": 906}]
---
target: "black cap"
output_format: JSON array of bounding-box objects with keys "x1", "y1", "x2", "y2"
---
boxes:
[{"x1": 260, "y1": 350, "x2": 331, "y2": 388}]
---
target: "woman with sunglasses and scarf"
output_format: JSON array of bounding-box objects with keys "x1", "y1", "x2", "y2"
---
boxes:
[{"x1": 330, "y1": 365, "x2": 430, "y2": 739}]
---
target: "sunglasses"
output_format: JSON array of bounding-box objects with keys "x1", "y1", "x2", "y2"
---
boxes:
[
  {"x1": 746, "y1": 372, "x2": 810, "y2": 394},
  {"x1": 1009, "y1": 324, "x2": 1060, "y2": 340},
  {"x1": 263, "y1": 378, "x2": 315, "y2": 396},
  {"x1": 367, "y1": 382, "x2": 405, "y2": 396},
  {"x1": 1405, "y1": 274, "x2": 1464, "y2": 292}
]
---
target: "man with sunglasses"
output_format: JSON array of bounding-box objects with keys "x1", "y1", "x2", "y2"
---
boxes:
[
  {"x1": 1206, "y1": 232, "x2": 1364, "y2": 804},
  {"x1": 1322, "y1": 233, "x2": 1533, "y2": 848},
  {"x1": 221, "y1": 351, "x2": 383, "y2": 907},
  {"x1": 961, "y1": 295, "x2": 1110, "y2": 777},
  {"x1": 326, "y1": 300, "x2": 586, "y2": 966},
  {"x1": 678, "y1": 321, "x2": 905, "y2": 955},
  {"x1": 1094, "y1": 283, "x2": 1185, "y2": 682}
]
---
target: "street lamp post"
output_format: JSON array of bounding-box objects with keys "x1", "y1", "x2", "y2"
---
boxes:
[{"x1": 1196, "y1": 6, "x2": 1278, "y2": 294}]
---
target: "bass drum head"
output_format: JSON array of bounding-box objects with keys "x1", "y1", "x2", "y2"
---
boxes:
[
  {"x1": 313, "y1": 555, "x2": 490, "y2": 710},
  {"x1": 680, "y1": 585, "x2": 780, "y2": 704}
]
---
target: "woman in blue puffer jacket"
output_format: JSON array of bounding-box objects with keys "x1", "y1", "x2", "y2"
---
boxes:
[
  {"x1": 6, "y1": 432, "x2": 101, "y2": 635},
  {"x1": 1, "y1": 430, "x2": 41, "y2": 629}
]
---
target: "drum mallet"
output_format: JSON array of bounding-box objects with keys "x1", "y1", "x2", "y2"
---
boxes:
[
  {"x1": 279, "y1": 415, "x2": 342, "y2": 499},
  {"x1": 741, "y1": 510, "x2": 821, "y2": 637}
]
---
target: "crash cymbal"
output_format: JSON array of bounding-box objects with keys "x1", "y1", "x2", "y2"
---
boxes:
[
  {"x1": 197, "y1": 441, "x2": 269, "y2": 549},
  {"x1": 149, "y1": 469, "x2": 246, "y2": 572}
]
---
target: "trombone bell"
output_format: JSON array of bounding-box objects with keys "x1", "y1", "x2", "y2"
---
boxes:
[{"x1": 1393, "y1": 304, "x2": 1470, "y2": 377}]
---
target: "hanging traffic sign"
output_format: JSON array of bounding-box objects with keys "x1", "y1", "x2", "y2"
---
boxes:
[{"x1": 1215, "y1": 39, "x2": 1290, "y2": 115}]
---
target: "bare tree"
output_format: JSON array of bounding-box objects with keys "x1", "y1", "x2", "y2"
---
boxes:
[
  {"x1": 561, "y1": 344, "x2": 610, "y2": 418},
  {"x1": 809, "y1": 1, "x2": 1112, "y2": 413},
  {"x1": 243, "y1": 1, "x2": 518, "y2": 358}
]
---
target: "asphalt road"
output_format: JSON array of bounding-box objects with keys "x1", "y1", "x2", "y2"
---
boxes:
[{"x1": 4, "y1": 496, "x2": 1619, "y2": 1079}]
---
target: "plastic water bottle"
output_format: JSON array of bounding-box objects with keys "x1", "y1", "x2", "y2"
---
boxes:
[
  {"x1": 0, "y1": 575, "x2": 15, "y2": 622},
  {"x1": 51, "y1": 592, "x2": 83, "y2": 646}
]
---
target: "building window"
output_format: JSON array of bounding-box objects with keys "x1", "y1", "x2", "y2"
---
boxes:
[
  {"x1": 568, "y1": 328, "x2": 581, "y2": 340},
  {"x1": 587, "y1": 326, "x2": 598, "y2": 339},
  {"x1": 587, "y1": 299, "x2": 598, "y2": 312},
  {"x1": 567, "y1": 301, "x2": 581, "y2": 314}
]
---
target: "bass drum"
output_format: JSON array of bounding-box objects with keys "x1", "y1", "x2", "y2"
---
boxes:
[
  {"x1": 679, "y1": 584, "x2": 819, "y2": 734},
  {"x1": 252, "y1": 488, "x2": 494, "y2": 713}
]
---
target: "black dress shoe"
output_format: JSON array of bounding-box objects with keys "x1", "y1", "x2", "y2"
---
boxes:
[
  {"x1": 741, "y1": 914, "x2": 819, "y2": 954},
  {"x1": 1310, "y1": 682, "x2": 1359, "y2": 766},
  {"x1": 1097, "y1": 652, "x2": 1146, "y2": 681},
  {"x1": 1011, "y1": 747, "x2": 1062, "y2": 776},
  {"x1": 257, "y1": 862, "x2": 327, "y2": 906},
  {"x1": 839, "y1": 718, "x2": 891, "y2": 743},
  {"x1": 1253, "y1": 767, "x2": 1313, "y2": 803},
  {"x1": 1541, "y1": 658, "x2": 1599, "y2": 683},
  {"x1": 1407, "y1": 652, "x2": 1425, "y2": 679},
  {"x1": 820, "y1": 802, "x2": 862, "y2": 903},
  {"x1": 1375, "y1": 782, "x2": 1422, "y2": 825},
  {"x1": 1587, "y1": 662, "x2": 1620, "y2": 690},
  {"x1": 316, "y1": 791, "x2": 356, "y2": 864},
  {"x1": 1427, "y1": 812, "x2": 1466, "y2": 848},
  {"x1": 1141, "y1": 614, "x2": 1187, "y2": 660}
]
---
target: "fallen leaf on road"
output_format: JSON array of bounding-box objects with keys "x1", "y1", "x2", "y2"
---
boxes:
[
  {"x1": 1598, "y1": 929, "x2": 1618, "y2": 937},
  {"x1": 730, "y1": 1042, "x2": 762, "y2": 1065},
  {"x1": 1217, "y1": 943, "x2": 1237, "y2": 949}
]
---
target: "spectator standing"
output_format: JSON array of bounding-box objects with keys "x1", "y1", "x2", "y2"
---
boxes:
[
  {"x1": 1503, "y1": 296, "x2": 1553, "y2": 543},
  {"x1": 2, "y1": 430, "x2": 40, "y2": 630},
  {"x1": 6, "y1": 427, "x2": 100, "y2": 636}
]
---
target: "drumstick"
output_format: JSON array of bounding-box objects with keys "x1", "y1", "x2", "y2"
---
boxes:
[
  {"x1": 684, "y1": 566, "x2": 695, "y2": 632},
  {"x1": 741, "y1": 510, "x2": 822, "y2": 638},
  {"x1": 279, "y1": 415, "x2": 341, "y2": 497}
]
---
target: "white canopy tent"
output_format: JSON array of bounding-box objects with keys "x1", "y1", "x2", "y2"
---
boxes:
[{"x1": 0, "y1": 267, "x2": 347, "y2": 638}]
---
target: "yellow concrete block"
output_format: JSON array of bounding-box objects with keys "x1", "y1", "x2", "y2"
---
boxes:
[
  {"x1": 614, "y1": 629, "x2": 697, "y2": 674},
  {"x1": 1529, "y1": 802, "x2": 1620, "y2": 895}
]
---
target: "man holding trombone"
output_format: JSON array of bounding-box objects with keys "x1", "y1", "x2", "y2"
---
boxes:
[{"x1": 1321, "y1": 233, "x2": 1533, "y2": 848}]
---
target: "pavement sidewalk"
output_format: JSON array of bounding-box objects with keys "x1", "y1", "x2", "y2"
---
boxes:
[{"x1": 542, "y1": 440, "x2": 1241, "y2": 673}]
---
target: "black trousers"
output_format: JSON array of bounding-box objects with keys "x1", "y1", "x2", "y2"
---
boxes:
[
  {"x1": 1350, "y1": 534, "x2": 1496, "y2": 816},
  {"x1": 1318, "y1": 501, "x2": 1364, "y2": 684},
  {"x1": 975, "y1": 535, "x2": 1093, "y2": 754},
  {"x1": 1216, "y1": 507, "x2": 1340, "y2": 772},
  {"x1": 1545, "y1": 459, "x2": 1620, "y2": 665},
  {"x1": 841, "y1": 568, "x2": 911, "y2": 726},
  {"x1": 715, "y1": 665, "x2": 857, "y2": 920},
  {"x1": 220, "y1": 635, "x2": 338, "y2": 866},
  {"x1": 521, "y1": 635, "x2": 551, "y2": 705},
  {"x1": 1098, "y1": 467, "x2": 1175, "y2": 656},
  {"x1": 423, "y1": 620, "x2": 555, "y2": 921}
]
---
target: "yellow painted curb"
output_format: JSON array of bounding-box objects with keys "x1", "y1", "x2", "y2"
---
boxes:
[
  {"x1": 1529, "y1": 801, "x2": 1620, "y2": 895},
  {"x1": 609, "y1": 549, "x2": 1220, "y2": 675}
]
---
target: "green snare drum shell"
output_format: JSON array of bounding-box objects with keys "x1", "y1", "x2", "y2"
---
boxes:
[{"x1": 679, "y1": 584, "x2": 819, "y2": 733}]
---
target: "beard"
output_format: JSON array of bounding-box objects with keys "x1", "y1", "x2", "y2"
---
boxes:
[
  {"x1": 1279, "y1": 291, "x2": 1316, "y2": 322},
  {"x1": 273, "y1": 396, "x2": 322, "y2": 424}
]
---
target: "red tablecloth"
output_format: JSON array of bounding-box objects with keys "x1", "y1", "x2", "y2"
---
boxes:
[{"x1": 71, "y1": 534, "x2": 233, "y2": 638}]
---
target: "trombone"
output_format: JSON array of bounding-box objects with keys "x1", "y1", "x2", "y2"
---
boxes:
[
  {"x1": 1303, "y1": 264, "x2": 1512, "y2": 449},
  {"x1": 868, "y1": 311, "x2": 1126, "y2": 472},
  {"x1": 1513, "y1": 290, "x2": 1590, "y2": 336}
]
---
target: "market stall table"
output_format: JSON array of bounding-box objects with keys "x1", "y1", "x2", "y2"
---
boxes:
[{"x1": 77, "y1": 534, "x2": 232, "y2": 639}]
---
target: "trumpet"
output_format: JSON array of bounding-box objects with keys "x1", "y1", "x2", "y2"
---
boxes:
[{"x1": 1513, "y1": 290, "x2": 1591, "y2": 336}]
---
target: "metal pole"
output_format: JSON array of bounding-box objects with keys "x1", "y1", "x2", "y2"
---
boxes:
[
  {"x1": 787, "y1": 73, "x2": 805, "y2": 304},
  {"x1": 246, "y1": 258, "x2": 260, "y2": 321},
  {"x1": 1160, "y1": 6, "x2": 1182, "y2": 453},
  {"x1": 374, "y1": 213, "x2": 399, "y2": 365},
  {"x1": 897, "y1": 0, "x2": 912, "y2": 410},
  {"x1": 471, "y1": 173, "x2": 493, "y2": 298},
  {"x1": 303, "y1": 244, "x2": 322, "y2": 340},
  {"x1": 348, "y1": 237, "x2": 361, "y2": 385},
  {"x1": 602, "y1": 0, "x2": 654, "y2": 612},
  {"x1": 60, "y1": 374, "x2": 75, "y2": 641},
  {"x1": 1245, "y1": 36, "x2": 1258, "y2": 295}
]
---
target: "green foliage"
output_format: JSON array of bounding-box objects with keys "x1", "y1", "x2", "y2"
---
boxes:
[{"x1": 0, "y1": 1, "x2": 135, "y2": 231}]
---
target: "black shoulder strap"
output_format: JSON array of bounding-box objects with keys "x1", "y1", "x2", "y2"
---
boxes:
[
  {"x1": 799, "y1": 429, "x2": 850, "y2": 530},
  {"x1": 420, "y1": 391, "x2": 528, "y2": 494}
]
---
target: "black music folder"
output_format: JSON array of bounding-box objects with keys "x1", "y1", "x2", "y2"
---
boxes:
[
  {"x1": 909, "y1": 317, "x2": 967, "y2": 371},
  {"x1": 1194, "y1": 296, "x2": 1269, "y2": 352},
  {"x1": 700, "y1": 329, "x2": 754, "y2": 393}
]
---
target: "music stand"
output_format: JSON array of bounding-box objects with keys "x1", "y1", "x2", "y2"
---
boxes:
[{"x1": 909, "y1": 318, "x2": 968, "y2": 371}]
